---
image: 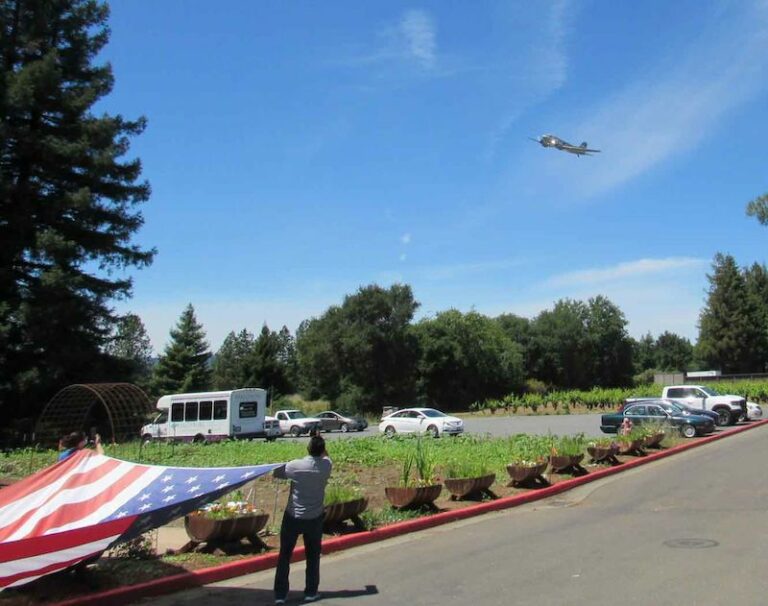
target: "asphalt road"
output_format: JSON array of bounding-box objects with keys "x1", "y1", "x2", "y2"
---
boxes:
[
  {"x1": 289, "y1": 413, "x2": 607, "y2": 441},
  {"x1": 145, "y1": 423, "x2": 768, "y2": 606}
]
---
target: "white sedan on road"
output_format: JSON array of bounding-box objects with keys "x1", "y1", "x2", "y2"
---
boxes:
[{"x1": 379, "y1": 407, "x2": 464, "y2": 438}]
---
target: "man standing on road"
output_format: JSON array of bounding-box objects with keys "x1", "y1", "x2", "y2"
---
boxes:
[{"x1": 273, "y1": 434, "x2": 332, "y2": 604}]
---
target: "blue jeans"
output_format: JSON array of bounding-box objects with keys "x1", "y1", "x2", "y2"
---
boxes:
[{"x1": 274, "y1": 512, "x2": 324, "y2": 600}]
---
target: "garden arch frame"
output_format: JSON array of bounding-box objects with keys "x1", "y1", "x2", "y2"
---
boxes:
[{"x1": 35, "y1": 383, "x2": 153, "y2": 444}]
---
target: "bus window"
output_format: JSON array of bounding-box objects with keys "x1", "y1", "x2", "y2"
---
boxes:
[
  {"x1": 185, "y1": 401, "x2": 199, "y2": 422},
  {"x1": 199, "y1": 400, "x2": 213, "y2": 421},
  {"x1": 239, "y1": 401, "x2": 258, "y2": 418},
  {"x1": 171, "y1": 403, "x2": 184, "y2": 422},
  {"x1": 213, "y1": 400, "x2": 228, "y2": 420}
]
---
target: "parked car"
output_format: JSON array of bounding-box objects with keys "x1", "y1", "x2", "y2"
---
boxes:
[
  {"x1": 601, "y1": 401, "x2": 715, "y2": 438},
  {"x1": 746, "y1": 401, "x2": 763, "y2": 420},
  {"x1": 314, "y1": 411, "x2": 368, "y2": 433},
  {"x1": 273, "y1": 409, "x2": 322, "y2": 437},
  {"x1": 378, "y1": 407, "x2": 464, "y2": 438},
  {"x1": 624, "y1": 398, "x2": 721, "y2": 425},
  {"x1": 661, "y1": 385, "x2": 745, "y2": 426}
]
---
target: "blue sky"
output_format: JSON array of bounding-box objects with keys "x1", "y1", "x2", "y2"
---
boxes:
[{"x1": 102, "y1": 0, "x2": 768, "y2": 353}]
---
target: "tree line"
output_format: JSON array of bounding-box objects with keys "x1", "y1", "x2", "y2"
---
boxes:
[{"x1": 3, "y1": 1, "x2": 768, "y2": 429}]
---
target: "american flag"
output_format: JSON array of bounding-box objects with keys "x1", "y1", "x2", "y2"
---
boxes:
[{"x1": 0, "y1": 449, "x2": 281, "y2": 590}]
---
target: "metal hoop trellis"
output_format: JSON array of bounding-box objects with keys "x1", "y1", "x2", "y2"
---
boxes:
[{"x1": 34, "y1": 383, "x2": 153, "y2": 444}]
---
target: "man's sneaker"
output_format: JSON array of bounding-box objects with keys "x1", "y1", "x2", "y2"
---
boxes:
[
  {"x1": 303, "y1": 595, "x2": 321, "y2": 603},
  {"x1": 275, "y1": 599, "x2": 286, "y2": 605}
]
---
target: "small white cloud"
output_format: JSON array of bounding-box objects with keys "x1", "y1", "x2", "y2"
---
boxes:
[
  {"x1": 399, "y1": 10, "x2": 437, "y2": 69},
  {"x1": 400, "y1": 232, "x2": 412, "y2": 245},
  {"x1": 545, "y1": 257, "x2": 707, "y2": 288}
]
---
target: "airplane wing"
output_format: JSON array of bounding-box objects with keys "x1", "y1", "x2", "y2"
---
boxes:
[{"x1": 562, "y1": 144, "x2": 600, "y2": 153}]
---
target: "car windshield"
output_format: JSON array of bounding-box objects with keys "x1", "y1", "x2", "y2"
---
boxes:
[
  {"x1": 421, "y1": 409, "x2": 447, "y2": 418},
  {"x1": 700, "y1": 387, "x2": 719, "y2": 396},
  {"x1": 287, "y1": 411, "x2": 306, "y2": 419},
  {"x1": 154, "y1": 412, "x2": 168, "y2": 424}
]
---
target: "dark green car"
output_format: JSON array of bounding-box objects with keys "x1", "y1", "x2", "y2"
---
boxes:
[{"x1": 601, "y1": 402, "x2": 716, "y2": 438}]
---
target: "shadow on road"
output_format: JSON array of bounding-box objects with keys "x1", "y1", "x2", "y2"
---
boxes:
[{"x1": 168, "y1": 584, "x2": 379, "y2": 604}]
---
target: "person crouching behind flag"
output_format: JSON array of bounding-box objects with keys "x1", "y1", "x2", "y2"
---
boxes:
[
  {"x1": 273, "y1": 434, "x2": 332, "y2": 604},
  {"x1": 58, "y1": 431, "x2": 104, "y2": 461}
]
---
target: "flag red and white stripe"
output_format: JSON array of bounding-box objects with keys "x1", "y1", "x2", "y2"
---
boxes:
[{"x1": 0, "y1": 449, "x2": 280, "y2": 590}]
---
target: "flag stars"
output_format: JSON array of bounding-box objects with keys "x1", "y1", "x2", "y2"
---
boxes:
[
  {"x1": 161, "y1": 485, "x2": 175, "y2": 494},
  {"x1": 212, "y1": 474, "x2": 226, "y2": 483},
  {"x1": 241, "y1": 471, "x2": 255, "y2": 479},
  {"x1": 116, "y1": 510, "x2": 128, "y2": 518},
  {"x1": 185, "y1": 475, "x2": 199, "y2": 484},
  {"x1": 187, "y1": 485, "x2": 201, "y2": 493},
  {"x1": 162, "y1": 495, "x2": 176, "y2": 503},
  {"x1": 138, "y1": 493, "x2": 151, "y2": 501},
  {"x1": 162, "y1": 474, "x2": 173, "y2": 483},
  {"x1": 139, "y1": 503, "x2": 152, "y2": 512}
]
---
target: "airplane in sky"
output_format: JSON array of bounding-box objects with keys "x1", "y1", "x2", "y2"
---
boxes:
[{"x1": 529, "y1": 134, "x2": 600, "y2": 156}]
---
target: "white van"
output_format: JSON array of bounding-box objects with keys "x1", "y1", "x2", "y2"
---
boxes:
[{"x1": 140, "y1": 388, "x2": 281, "y2": 443}]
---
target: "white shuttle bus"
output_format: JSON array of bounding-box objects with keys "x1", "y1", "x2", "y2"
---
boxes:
[{"x1": 140, "y1": 388, "x2": 281, "y2": 443}]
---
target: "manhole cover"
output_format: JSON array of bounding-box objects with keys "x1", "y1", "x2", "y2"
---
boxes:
[{"x1": 663, "y1": 538, "x2": 719, "y2": 549}]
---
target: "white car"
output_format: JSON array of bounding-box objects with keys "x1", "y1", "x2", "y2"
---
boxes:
[
  {"x1": 378, "y1": 407, "x2": 464, "y2": 438},
  {"x1": 746, "y1": 401, "x2": 763, "y2": 420}
]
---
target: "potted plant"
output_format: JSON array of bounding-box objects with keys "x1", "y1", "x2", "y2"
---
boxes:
[
  {"x1": 323, "y1": 482, "x2": 368, "y2": 530},
  {"x1": 506, "y1": 435, "x2": 549, "y2": 487},
  {"x1": 586, "y1": 437, "x2": 619, "y2": 464},
  {"x1": 615, "y1": 428, "x2": 646, "y2": 456},
  {"x1": 637, "y1": 422, "x2": 666, "y2": 449},
  {"x1": 548, "y1": 433, "x2": 587, "y2": 474},
  {"x1": 442, "y1": 458, "x2": 496, "y2": 500},
  {"x1": 385, "y1": 437, "x2": 442, "y2": 509},
  {"x1": 183, "y1": 498, "x2": 269, "y2": 552}
]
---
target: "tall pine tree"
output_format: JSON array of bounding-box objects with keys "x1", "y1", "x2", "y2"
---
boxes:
[
  {"x1": 0, "y1": 0, "x2": 153, "y2": 419},
  {"x1": 211, "y1": 329, "x2": 254, "y2": 390},
  {"x1": 698, "y1": 254, "x2": 763, "y2": 373},
  {"x1": 152, "y1": 305, "x2": 211, "y2": 395}
]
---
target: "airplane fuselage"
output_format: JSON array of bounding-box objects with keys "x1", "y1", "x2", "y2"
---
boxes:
[{"x1": 534, "y1": 134, "x2": 599, "y2": 156}]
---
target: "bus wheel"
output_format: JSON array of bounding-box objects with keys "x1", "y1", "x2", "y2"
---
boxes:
[
  {"x1": 141, "y1": 434, "x2": 153, "y2": 444},
  {"x1": 193, "y1": 434, "x2": 206, "y2": 444}
]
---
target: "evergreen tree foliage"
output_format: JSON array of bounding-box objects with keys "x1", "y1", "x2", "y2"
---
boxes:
[
  {"x1": 528, "y1": 299, "x2": 593, "y2": 389},
  {"x1": 415, "y1": 310, "x2": 524, "y2": 410},
  {"x1": 698, "y1": 254, "x2": 764, "y2": 373},
  {"x1": 104, "y1": 313, "x2": 153, "y2": 386},
  {"x1": 632, "y1": 332, "x2": 657, "y2": 372},
  {"x1": 152, "y1": 304, "x2": 211, "y2": 395},
  {"x1": 744, "y1": 262, "x2": 768, "y2": 370},
  {"x1": 246, "y1": 324, "x2": 295, "y2": 397},
  {"x1": 746, "y1": 192, "x2": 768, "y2": 225},
  {"x1": 654, "y1": 331, "x2": 693, "y2": 371},
  {"x1": 296, "y1": 284, "x2": 419, "y2": 412},
  {"x1": 495, "y1": 313, "x2": 533, "y2": 376},
  {"x1": 211, "y1": 329, "x2": 254, "y2": 390},
  {"x1": 585, "y1": 295, "x2": 634, "y2": 387},
  {"x1": 0, "y1": 0, "x2": 153, "y2": 419}
]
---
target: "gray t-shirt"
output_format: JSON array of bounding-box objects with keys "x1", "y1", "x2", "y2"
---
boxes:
[{"x1": 274, "y1": 455, "x2": 332, "y2": 519}]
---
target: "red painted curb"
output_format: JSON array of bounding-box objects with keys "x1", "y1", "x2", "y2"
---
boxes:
[{"x1": 50, "y1": 419, "x2": 768, "y2": 606}]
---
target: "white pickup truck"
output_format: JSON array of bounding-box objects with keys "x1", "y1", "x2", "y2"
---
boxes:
[
  {"x1": 661, "y1": 385, "x2": 746, "y2": 426},
  {"x1": 273, "y1": 409, "x2": 322, "y2": 437}
]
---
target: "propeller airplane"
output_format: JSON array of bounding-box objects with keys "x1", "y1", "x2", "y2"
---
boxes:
[{"x1": 529, "y1": 134, "x2": 600, "y2": 156}]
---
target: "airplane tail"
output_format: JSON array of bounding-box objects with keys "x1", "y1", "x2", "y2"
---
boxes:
[{"x1": 580, "y1": 142, "x2": 588, "y2": 148}]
